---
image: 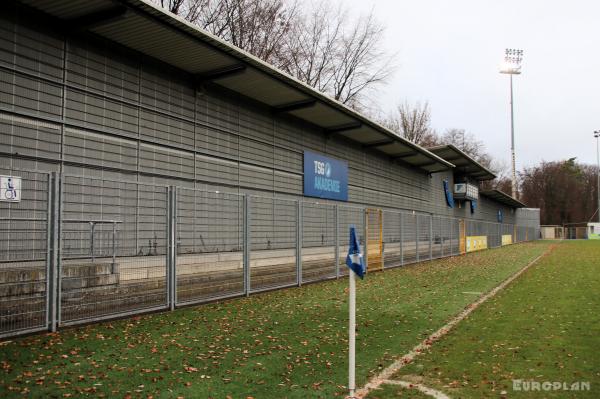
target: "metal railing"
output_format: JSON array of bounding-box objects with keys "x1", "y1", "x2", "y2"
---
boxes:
[{"x1": 0, "y1": 170, "x2": 539, "y2": 338}]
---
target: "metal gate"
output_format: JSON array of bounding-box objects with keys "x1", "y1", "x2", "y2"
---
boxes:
[{"x1": 366, "y1": 208, "x2": 383, "y2": 272}]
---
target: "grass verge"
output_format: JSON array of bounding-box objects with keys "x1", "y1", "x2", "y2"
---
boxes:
[
  {"x1": 368, "y1": 241, "x2": 600, "y2": 398},
  {"x1": 0, "y1": 242, "x2": 550, "y2": 398}
]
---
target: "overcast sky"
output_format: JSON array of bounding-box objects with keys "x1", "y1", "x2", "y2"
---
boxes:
[{"x1": 343, "y1": 0, "x2": 600, "y2": 169}]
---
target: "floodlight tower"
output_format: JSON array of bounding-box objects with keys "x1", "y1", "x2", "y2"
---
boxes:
[
  {"x1": 595, "y1": 130, "x2": 600, "y2": 222},
  {"x1": 500, "y1": 49, "x2": 523, "y2": 199}
]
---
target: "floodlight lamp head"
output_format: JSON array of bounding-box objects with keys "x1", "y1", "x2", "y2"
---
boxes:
[
  {"x1": 594, "y1": 130, "x2": 600, "y2": 138},
  {"x1": 500, "y1": 48, "x2": 523, "y2": 74}
]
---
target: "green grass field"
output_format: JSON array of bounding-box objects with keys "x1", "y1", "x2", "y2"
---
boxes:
[
  {"x1": 367, "y1": 241, "x2": 600, "y2": 399},
  {"x1": 0, "y1": 242, "x2": 552, "y2": 398}
]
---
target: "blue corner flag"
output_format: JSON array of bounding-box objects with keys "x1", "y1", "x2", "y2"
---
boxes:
[{"x1": 346, "y1": 225, "x2": 366, "y2": 279}]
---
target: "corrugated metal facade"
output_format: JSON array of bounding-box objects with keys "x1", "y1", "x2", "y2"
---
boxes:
[{"x1": 0, "y1": 2, "x2": 531, "y2": 225}]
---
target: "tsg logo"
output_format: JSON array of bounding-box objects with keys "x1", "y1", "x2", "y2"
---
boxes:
[
  {"x1": 314, "y1": 161, "x2": 332, "y2": 178},
  {"x1": 303, "y1": 151, "x2": 347, "y2": 200}
]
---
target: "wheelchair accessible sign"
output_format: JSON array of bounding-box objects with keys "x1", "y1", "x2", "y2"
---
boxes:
[
  {"x1": 1, "y1": 175, "x2": 21, "y2": 202},
  {"x1": 303, "y1": 151, "x2": 348, "y2": 201}
]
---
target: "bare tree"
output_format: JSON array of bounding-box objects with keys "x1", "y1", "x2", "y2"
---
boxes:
[
  {"x1": 280, "y1": 2, "x2": 343, "y2": 94},
  {"x1": 381, "y1": 101, "x2": 439, "y2": 145},
  {"x1": 328, "y1": 10, "x2": 394, "y2": 107},
  {"x1": 155, "y1": 0, "x2": 297, "y2": 64},
  {"x1": 154, "y1": 0, "x2": 394, "y2": 109},
  {"x1": 440, "y1": 128, "x2": 489, "y2": 163},
  {"x1": 158, "y1": 0, "x2": 204, "y2": 23}
]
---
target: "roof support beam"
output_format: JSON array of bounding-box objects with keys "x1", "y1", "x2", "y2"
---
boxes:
[
  {"x1": 66, "y1": 6, "x2": 128, "y2": 31},
  {"x1": 412, "y1": 160, "x2": 440, "y2": 167},
  {"x1": 442, "y1": 155, "x2": 465, "y2": 163},
  {"x1": 362, "y1": 139, "x2": 395, "y2": 149},
  {"x1": 273, "y1": 99, "x2": 316, "y2": 113},
  {"x1": 197, "y1": 64, "x2": 246, "y2": 81},
  {"x1": 393, "y1": 152, "x2": 418, "y2": 160},
  {"x1": 325, "y1": 122, "x2": 362, "y2": 135}
]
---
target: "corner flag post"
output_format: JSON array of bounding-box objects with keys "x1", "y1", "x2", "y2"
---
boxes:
[
  {"x1": 349, "y1": 269, "x2": 356, "y2": 398},
  {"x1": 345, "y1": 225, "x2": 365, "y2": 399}
]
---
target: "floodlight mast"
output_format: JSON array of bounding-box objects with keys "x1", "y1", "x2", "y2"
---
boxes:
[
  {"x1": 500, "y1": 49, "x2": 523, "y2": 199},
  {"x1": 595, "y1": 130, "x2": 600, "y2": 222}
]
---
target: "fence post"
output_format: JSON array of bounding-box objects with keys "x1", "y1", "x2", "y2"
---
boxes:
[
  {"x1": 90, "y1": 222, "x2": 95, "y2": 262},
  {"x1": 399, "y1": 213, "x2": 404, "y2": 266},
  {"x1": 438, "y1": 216, "x2": 446, "y2": 258},
  {"x1": 381, "y1": 211, "x2": 385, "y2": 269},
  {"x1": 45, "y1": 173, "x2": 51, "y2": 330},
  {"x1": 167, "y1": 186, "x2": 177, "y2": 311},
  {"x1": 112, "y1": 221, "x2": 117, "y2": 272},
  {"x1": 243, "y1": 195, "x2": 251, "y2": 296},
  {"x1": 334, "y1": 205, "x2": 339, "y2": 279},
  {"x1": 429, "y1": 214, "x2": 433, "y2": 260},
  {"x1": 172, "y1": 187, "x2": 178, "y2": 308},
  {"x1": 498, "y1": 223, "x2": 501, "y2": 247},
  {"x1": 363, "y1": 208, "x2": 368, "y2": 273},
  {"x1": 415, "y1": 214, "x2": 419, "y2": 263},
  {"x1": 48, "y1": 172, "x2": 60, "y2": 332},
  {"x1": 450, "y1": 218, "x2": 454, "y2": 256},
  {"x1": 296, "y1": 200, "x2": 302, "y2": 287}
]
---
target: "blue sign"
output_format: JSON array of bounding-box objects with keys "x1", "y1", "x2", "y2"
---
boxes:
[
  {"x1": 443, "y1": 179, "x2": 454, "y2": 208},
  {"x1": 470, "y1": 199, "x2": 477, "y2": 214},
  {"x1": 346, "y1": 225, "x2": 365, "y2": 279},
  {"x1": 303, "y1": 151, "x2": 348, "y2": 201}
]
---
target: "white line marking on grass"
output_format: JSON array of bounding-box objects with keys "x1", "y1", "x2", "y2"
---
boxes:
[
  {"x1": 356, "y1": 247, "x2": 554, "y2": 399},
  {"x1": 379, "y1": 379, "x2": 451, "y2": 399},
  {"x1": 461, "y1": 291, "x2": 482, "y2": 295}
]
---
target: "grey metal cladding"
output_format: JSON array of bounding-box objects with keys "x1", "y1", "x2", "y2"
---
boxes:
[
  {"x1": 274, "y1": 170, "x2": 302, "y2": 195},
  {"x1": 0, "y1": 11, "x2": 63, "y2": 82},
  {"x1": 65, "y1": 88, "x2": 138, "y2": 137},
  {"x1": 140, "y1": 63, "x2": 194, "y2": 119},
  {"x1": 64, "y1": 128, "x2": 138, "y2": 171},
  {"x1": 238, "y1": 137, "x2": 273, "y2": 168},
  {"x1": 239, "y1": 164, "x2": 273, "y2": 191},
  {"x1": 0, "y1": 71, "x2": 63, "y2": 118},
  {"x1": 139, "y1": 143, "x2": 194, "y2": 180},
  {"x1": 140, "y1": 109, "x2": 194, "y2": 148},
  {"x1": 195, "y1": 154, "x2": 239, "y2": 186},
  {"x1": 67, "y1": 37, "x2": 140, "y2": 102},
  {"x1": 195, "y1": 125, "x2": 239, "y2": 159},
  {"x1": 273, "y1": 146, "x2": 302, "y2": 173},
  {"x1": 0, "y1": 114, "x2": 61, "y2": 159},
  {"x1": 198, "y1": 94, "x2": 239, "y2": 133},
  {"x1": 238, "y1": 105, "x2": 273, "y2": 143}
]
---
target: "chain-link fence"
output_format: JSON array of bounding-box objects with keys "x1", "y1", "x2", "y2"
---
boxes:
[{"x1": 0, "y1": 170, "x2": 539, "y2": 338}]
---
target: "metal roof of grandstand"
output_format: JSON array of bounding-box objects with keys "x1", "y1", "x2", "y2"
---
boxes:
[
  {"x1": 480, "y1": 189, "x2": 527, "y2": 208},
  {"x1": 428, "y1": 144, "x2": 497, "y2": 181},
  {"x1": 17, "y1": 0, "x2": 454, "y2": 174}
]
